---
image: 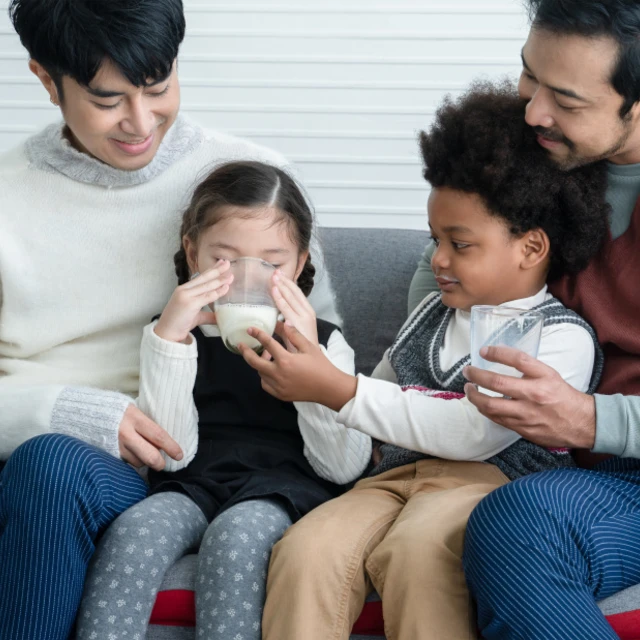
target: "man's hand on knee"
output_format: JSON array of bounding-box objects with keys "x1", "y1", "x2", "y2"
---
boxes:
[{"x1": 118, "y1": 405, "x2": 183, "y2": 470}]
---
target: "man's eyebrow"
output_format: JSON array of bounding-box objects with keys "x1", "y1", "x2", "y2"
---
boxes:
[
  {"x1": 521, "y1": 51, "x2": 589, "y2": 103},
  {"x1": 86, "y1": 77, "x2": 168, "y2": 99}
]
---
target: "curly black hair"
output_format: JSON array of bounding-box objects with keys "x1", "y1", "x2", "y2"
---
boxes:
[{"x1": 419, "y1": 80, "x2": 610, "y2": 280}]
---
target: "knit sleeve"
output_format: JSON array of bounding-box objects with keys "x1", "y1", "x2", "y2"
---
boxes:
[
  {"x1": 294, "y1": 330, "x2": 372, "y2": 484},
  {"x1": 336, "y1": 321, "x2": 594, "y2": 461},
  {"x1": 137, "y1": 322, "x2": 199, "y2": 472},
  {"x1": 593, "y1": 394, "x2": 640, "y2": 457},
  {"x1": 337, "y1": 353, "x2": 521, "y2": 461},
  {"x1": 0, "y1": 382, "x2": 132, "y2": 460}
]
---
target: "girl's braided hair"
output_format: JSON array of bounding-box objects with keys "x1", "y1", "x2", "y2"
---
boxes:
[{"x1": 175, "y1": 161, "x2": 316, "y2": 293}]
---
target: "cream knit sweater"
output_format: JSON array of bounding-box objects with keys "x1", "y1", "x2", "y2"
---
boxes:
[{"x1": 0, "y1": 116, "x2": 340, "y2": 460}]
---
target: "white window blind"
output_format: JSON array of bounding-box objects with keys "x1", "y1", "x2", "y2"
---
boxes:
[{"x1": 0, "y1": 1, "x2": 529, "y2": 228}]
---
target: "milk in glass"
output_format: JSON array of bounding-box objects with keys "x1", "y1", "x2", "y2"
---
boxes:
[{"x1": 215, "y1": 303, "x2": 278, "y2": 353}]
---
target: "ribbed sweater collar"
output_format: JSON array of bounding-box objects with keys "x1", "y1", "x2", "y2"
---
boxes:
[{"x1": 24, "y1": 114, "x2": 204, "y2": 188}]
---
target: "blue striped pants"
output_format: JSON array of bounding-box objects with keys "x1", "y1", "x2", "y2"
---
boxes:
[
  {"x1": 463, "y1": 457, "x2": 640, "y2": 640},
  {"x1": 0, "y1": 434, "x2": 148, "y2": 640}
]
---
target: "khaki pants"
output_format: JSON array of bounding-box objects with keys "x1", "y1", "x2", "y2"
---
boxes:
[{"x1": 262, "y1": 459, "x2": 509, "y2": 640}]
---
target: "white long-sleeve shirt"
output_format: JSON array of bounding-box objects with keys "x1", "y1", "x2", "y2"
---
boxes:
[
  {"x1": 335, "y1": 287, "x2": 595, "y2": 461},
  {"x1": 137, "y1": 322, "x2": 372, "y2": 484}
]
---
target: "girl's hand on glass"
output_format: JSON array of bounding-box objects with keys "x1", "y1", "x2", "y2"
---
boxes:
[
  {"x1": 154, "y1": 261, "x2": 233, "y2": 343},
  {"x1": 271, "y1": 270, "x2": 318, "y2": 349}
]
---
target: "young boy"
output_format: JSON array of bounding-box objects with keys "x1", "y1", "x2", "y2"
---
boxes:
[{"x1": 242, "y1": 82, "x2": 610, "y2": 640}]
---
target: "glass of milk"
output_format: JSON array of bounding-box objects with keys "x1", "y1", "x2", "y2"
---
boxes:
[
  {"x1": 470, "y1": 306, "x2": 544, "y2": 396},
  {"x1": 214, "y1": 257, "x2": 279, "y2": 354}
]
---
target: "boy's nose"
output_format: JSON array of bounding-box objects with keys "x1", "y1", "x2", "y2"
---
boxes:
[{"x1": 431, "y1": 244, "x2": 450, "y2": 271}]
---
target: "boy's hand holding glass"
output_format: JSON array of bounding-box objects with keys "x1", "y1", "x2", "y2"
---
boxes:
[
  {"x1": 239, "y1": 323, "x2": 357, "y2": 412},
  {"x1": 271, "y1": 270, "x2": 319, "y2": 348},
  {"x1": 154, "y1": 262, "x2": 233, "y2": 343}
]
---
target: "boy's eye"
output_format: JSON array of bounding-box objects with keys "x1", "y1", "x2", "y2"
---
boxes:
[{"x1": 452, "y1": 242, "x2": 470, "y2": 250}]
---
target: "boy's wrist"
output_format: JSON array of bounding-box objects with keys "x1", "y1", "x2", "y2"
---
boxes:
[{"x1": 319, "y1": 371, "x2": 358, "y2": 413}]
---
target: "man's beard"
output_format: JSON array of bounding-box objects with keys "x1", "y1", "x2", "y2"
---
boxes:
[{"x1": 534, "y1": 121, "x2": 632, "y2": 170}]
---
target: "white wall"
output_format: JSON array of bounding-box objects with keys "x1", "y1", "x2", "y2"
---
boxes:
[{"x1": 0, "y1": 1, "x2": 529, "y2": 229}]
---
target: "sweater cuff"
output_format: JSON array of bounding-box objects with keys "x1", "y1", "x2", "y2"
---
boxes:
[
  {"x1": 593, "y1": 394, "x2": 628, "y2": 456},
  {"x1": 146, "y1": 322, "x2": 198, "y2": 358},
  {"x1": 50, "y1": 387, "x2": 132, "y2": 458}
]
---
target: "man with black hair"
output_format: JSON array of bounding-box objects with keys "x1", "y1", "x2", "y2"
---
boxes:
[
  {"x1": 0, "y1": 1, "x2": 339, "y2": 638},
  {"x1": 410, "y1": 0, "x2": 640, "y2": 638}
]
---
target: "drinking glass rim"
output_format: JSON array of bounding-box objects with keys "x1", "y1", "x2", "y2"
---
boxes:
[
  {"x1": 471, "y1": 305, "x2": 544, "y2": 319},
  {"x1": 227, "y1": 256, "x2": 276, "y2": 270}
]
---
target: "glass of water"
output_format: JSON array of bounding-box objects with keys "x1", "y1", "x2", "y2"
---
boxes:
[{"x1": 470, "y1": 306, "x2": 544, "y2": 395}]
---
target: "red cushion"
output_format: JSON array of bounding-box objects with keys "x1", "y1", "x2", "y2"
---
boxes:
[
  {"x1": 149, "y1": 589, "x2": 385, "y2": 634},
  {"x1": 150, "y1": 591, "x2": 195, "y2": 627},
  {"x1": 608, "y1": 609, "x2": 640, "y2": 640},
  {"x1": 351, "y1": 600, "x2": 384, "y2": 635},
  {"x1": 149, "y1": 589, "x2": 640, "y2": 639}
]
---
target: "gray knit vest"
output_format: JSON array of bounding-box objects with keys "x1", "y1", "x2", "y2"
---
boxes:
[{"x1": 371, "y1": 294, "x2": 604, "y2": 480}]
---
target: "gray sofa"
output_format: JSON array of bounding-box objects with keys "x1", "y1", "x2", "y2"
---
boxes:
[{"x1": 146, "y1": 227, "x2": 640, "y2": 640}]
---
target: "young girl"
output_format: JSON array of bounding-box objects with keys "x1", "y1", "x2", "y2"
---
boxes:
[
  {"x1": 241, "y1": 84, "x2": 611, "y2": 640},
  {"x1": 75, "y1": 161, "x2": 372, "y2": 640}
]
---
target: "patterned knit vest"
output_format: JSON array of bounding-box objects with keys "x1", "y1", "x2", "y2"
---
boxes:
[{"x1": 372, "y1": 294, "x2": 604, "y2": 480}]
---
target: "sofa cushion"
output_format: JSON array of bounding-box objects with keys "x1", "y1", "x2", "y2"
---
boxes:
[
  {"x1": 319, "y1": 227, "x2": 429, "y2": 375},
  {"x1": 148, "y1": 554, "x2": 385, "y2": 639},
  {"x1": 148, "y1": 562, "x2": 640, "y2": 640}
]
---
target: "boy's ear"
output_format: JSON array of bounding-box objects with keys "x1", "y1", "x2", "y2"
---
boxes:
[
  {"x1": 294, "y1": 250, "x2": 310, "y2": 281},
  {"x1": 520, "y1": 229, "x2": 550, "y2": 270},
  {"x1": 183, "y1": 236, "x2": 198, "y2": 275}
]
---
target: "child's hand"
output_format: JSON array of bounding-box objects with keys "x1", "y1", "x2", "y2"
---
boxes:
[
  {"x1": 238, "y1": 323, "x2": 357, "y2": 412},
  {"x1": 271, "y1": 271, "x2": 318, "y2": 348},
  {"x1": 154, "y1": 262, "x2": 233, "y2": 343}
]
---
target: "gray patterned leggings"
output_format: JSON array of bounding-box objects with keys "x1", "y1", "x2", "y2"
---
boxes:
[{"x1": 76, "y1": 491, "x2": 292, "y2": 640}]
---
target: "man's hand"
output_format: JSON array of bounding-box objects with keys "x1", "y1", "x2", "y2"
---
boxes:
[
  {"x1": 463, "y1": 346, "x2": 596, "y2": 449},
  {"x1": 238, "y1": 323, "x2": 357, "y2": 412},
  {"x1": 119, "y1": 404, "x2": 184, "y2": 470}
]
